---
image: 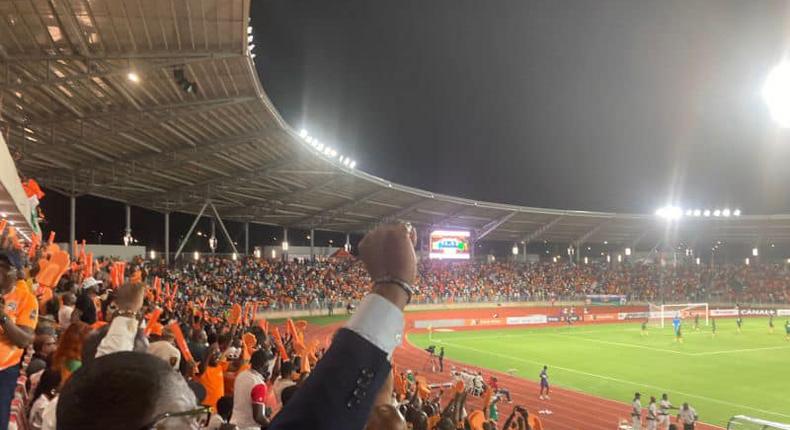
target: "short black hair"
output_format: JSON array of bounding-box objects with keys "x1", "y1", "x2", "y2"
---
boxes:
[
  {"x1": 280, "y1": 360, "x2": 294, "y2": 378},
  {"x1": 57, "y1": 351, "x2": 173, "y2": 429},
  {"x1": 216, "y1": 396, "x2": 234, "y2": 421},
  {"x1": 250, "y1": 349, "x2": 271, "y2": 369},
  {"x1": 281, "y1": 385, "x2": 298, "y2": 406}
]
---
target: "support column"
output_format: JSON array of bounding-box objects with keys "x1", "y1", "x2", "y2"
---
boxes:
[
  {"x1": 125, "y1": 204, "x2": 131, "y2": 240},
  {"x1": 164, "y1": 212, "x2": 170, "y2": 265},
  {"x1": 345, "y1": 233, "x2": 350, "y2": 252},
  {"x1": 283, "y1": 227, "x2": 289, "y2": 261},
  {"x1": 69, "y1": 195, "x2": 76, "y2": 255},
  {"x1": 244, "y1": 222, "x2": 250, "y2": 255},
  {"x1": 174, "y1": 201, "x2": 209, "y2": 261},
  {"x1": 210, "y1": 219, "x2": 216, "y2": 254},
  {"x1": 522, "y1": 242, "x2": 527, "y2": 262},
  {"x1": 310, "y1": 229, "x2": 315, "y2": 261}
]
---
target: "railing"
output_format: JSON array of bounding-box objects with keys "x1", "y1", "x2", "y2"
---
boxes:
[{"x1": 727, "y1": 415, "x2": 790, "y2": 430}]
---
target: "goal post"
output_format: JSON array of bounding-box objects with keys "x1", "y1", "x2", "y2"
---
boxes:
[{"x1": 648, "y1": 303, "x2": 709, "y2": 328}]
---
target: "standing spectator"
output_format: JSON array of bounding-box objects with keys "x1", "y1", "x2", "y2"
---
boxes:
[
  {"x1": 438, "y1": 347, "x2": 445, "y2": 372},
  {"x1": 272, "y1": 361, "x2": 296, "y2": 407},
  {"x1": 28, "y1": 369, "x2": 60, "y2": 430},
  {"x1": 73, "y1": 278, "x2": 101, "y2": 325},
  {"x1": 27, "y1": 334, "x2": 57, "y2": 376},
  {"x1": 0, "y1": 252, "x2": 38, "y2": 429},
  {"x1": 631, "y1": 392, "x2": 642, "y2": 430},
  {"x1": 231, "y1": 349, "x2": 271, "y2": 429},
  {"x1": 58, "y1": 293, "x2": 76, "y2": 330}
]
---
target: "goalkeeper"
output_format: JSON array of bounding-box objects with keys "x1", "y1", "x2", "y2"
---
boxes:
[{"x1": 673, "y1": 315, "x2": 683, "y2": 343}]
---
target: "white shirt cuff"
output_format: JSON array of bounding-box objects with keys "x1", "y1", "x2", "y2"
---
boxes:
[
  {"x1": 345, "y1": 294, "x2": 404, "y2": 359},
  {"x1": 95, "y1": 316, "x2": 139, "y2": 358}
]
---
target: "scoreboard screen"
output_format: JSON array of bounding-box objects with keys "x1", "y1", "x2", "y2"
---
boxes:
[{"x1": 429, "y1": 230, "x2": 471, "y2": 260}]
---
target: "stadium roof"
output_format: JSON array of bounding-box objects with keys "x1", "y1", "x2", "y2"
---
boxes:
[{"x1": 2, "y1": 0, "x2": 790, "y2": 247}]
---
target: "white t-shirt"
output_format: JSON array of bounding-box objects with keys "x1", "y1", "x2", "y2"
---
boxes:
[
  {"x1": 58, "y1": 305, "x2": 74, "y2": 330},
  {"x1": 272, "y1": 376, "x2": 296, "y2": 406},
  {"x1": 632, "y1": 399, "x2": 642, "y2": 416},
  {"x1": 230, "y1": 369, "x2": 267, "y2": 429},
  {"x1": 678, "y1": 406, "x2": 697, "y2": 423},
  {"x1": 28, "y1": 395, "x2": 52, "y2": 430},
  {"x1": 40, "y1": 395, "x2": 58, "y2": 430}
]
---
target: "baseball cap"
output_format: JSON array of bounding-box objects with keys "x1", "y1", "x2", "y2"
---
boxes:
[{"x1": 82, "y1": 277, "x2": 103, "y2": 290}]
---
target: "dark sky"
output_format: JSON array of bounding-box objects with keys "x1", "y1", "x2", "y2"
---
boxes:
[{"x1": 252, "y1": 0, "x2": 790, "y2": 214}]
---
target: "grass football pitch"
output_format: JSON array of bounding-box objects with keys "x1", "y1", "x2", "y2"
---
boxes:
[{"x1": 409, "y1": 318, "x2": 790, "y2": 427}]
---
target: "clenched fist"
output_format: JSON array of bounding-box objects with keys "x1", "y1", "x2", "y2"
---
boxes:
[{"x1": 358, "y1": 223, "x2": 417, "y2": 284}]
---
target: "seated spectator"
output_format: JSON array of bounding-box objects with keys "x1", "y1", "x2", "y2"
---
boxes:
[
  {"x1": 58, "y1": 293, "x2": 76, "y2": 330},
  {"x1": 28, "y1": 369, "x2": 60, "y2": 430}
]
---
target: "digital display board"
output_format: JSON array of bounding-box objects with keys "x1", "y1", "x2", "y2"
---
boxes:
[{"x1": 429, "y1": 230, "x2": 471, "y2": 260}]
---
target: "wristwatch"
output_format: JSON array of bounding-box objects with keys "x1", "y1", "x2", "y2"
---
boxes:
[
  {"x1": 113, "y1": 309, "x2": 140, "y2": 320},
  {"x1": 0, "y1": 314, "x2": 8, "y2": 326},
  {"x1": 373, "y1": 276, "x2": 414, "y2": 304}
]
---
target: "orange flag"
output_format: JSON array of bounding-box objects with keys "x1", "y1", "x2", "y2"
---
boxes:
[
  {"x1": 229, "y1": 304, "x2": 242, "y2": 325},
  {"x1": 153, "y1": 277, "x2": 162, "y2": 303}
]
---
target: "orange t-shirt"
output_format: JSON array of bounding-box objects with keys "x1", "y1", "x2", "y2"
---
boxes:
[
  {"x1": 0, "y1": 281, "x2": 39, "y2": 370},
  {"x1": 199, "y1": 364, "x2": 225, "y2": 410}
]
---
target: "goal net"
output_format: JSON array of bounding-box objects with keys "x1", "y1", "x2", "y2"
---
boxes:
[{"x1": 648, "y1": 303, "x2": 709, "y2": 328}]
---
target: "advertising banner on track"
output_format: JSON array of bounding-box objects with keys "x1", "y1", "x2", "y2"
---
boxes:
[
  {"x1": 777, "y1": 309, "x2": 790, "y2": 316},
  {"x1": 586, "y1": 294, "x2": 627, "y2": 305},
  {"x1": 506, "y1": 315, "x2": 548, "y2": 325},
  {"x1": 618, "y1": 311, "x2": 648, "y2": 320},
  {"x1": 709, "y1": 308, "x2": 787, "y2": 317},
  {"x1": 414, "y1": 319, "x2": 466, "y2": 329},
  {"x1": 584, "y1": 313, "x2": 618, "y2": 321}
]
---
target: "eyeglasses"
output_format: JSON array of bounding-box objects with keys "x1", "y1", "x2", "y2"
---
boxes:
[{"x1": 139, "y1": 406, "x2": 211, "y2": 429}]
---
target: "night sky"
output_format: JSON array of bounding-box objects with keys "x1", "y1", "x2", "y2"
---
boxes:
[{"x1": 40, "y1": 1, "x2": 790, "y2": 254}]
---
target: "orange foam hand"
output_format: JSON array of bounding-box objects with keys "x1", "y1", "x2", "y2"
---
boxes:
[{"x1": 271, "y1": 327, "x2": 289, "y2": 361}]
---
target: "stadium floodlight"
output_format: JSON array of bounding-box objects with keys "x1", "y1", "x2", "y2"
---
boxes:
[
  {"x1": 606, "y1": 254, "x2": 611, "y2": 263},
  {"x1": 282, "y1": 241, "x2": 289, "y2": 251},
  {"x1": 703, "y1": 209, "x2": 711, "y2": 217},
  {"x1": 745, "y1": 257, "x2": 750, "y2": 265},
  {"x1": 722, "y1": 208, "x2": 731, "y2": 217},
  {"x1": 696, "y1": 257, "x2": 701, "y2": 265},
  {"x1": 713, "y1": 209, "x2": 721, "y2": 217},
  {"x1": 733, "y1": 209, "x2": 741, "y2": 216},
  {"x1": 149, "y1": 250, "x2": 156, "y2": 260},
  {"x1": 316, "y1": 142, "x2": 324, "y2": 151},
  {"x1": 127, "y1": 72, "x2": 140, "y2": 83},
  {"x1": 685, "y1": 209, "x2": 693, "y2": 216},
  {"x1": 762, "y1": 61, "x2": 790, "y2": 127},
  {"x1": 552, "y1": 256, "x2": 557, "y2": 263},
  {"x1": 655, "y1": 205, "x2": 683, "y2": 220},
  {"x1": 787, "y1": 258, "x2": 790, "y2": 264},
  {"x1": 248, "y1": 35, "x2": 254, "y2": 43},
  {"x1": 349, "y1": 160, "x2": 357, "y2": 169},
  {"x1": 254, "y1": 248, "x2": 261, "y2": 259},
  {"x1": 693, "y1": 209, "x2": 701, "y2": 217},
  {"x1": 232, "y1": 252, "x2": 237, "y2": 261},
  {"x1": 247, "y1": 25, "x2": 253, "y2": 34},
  {"x1": 271, "y1": 249, "x2": 276, "y2": 259},
  {"x1": 512, "y1": 244, "x2": 518, "y2": 256},
  {"x1": 248, "y1": 43, "x2": 255, "y2": 51},
  {"x1": 329, "y1": 148, "x2": 338, "y2": 157},
  {"x1": 603, "y1": 240, "x2": 608, "y2": 245},
  {"x1": 344, "y1": 158, "x2": 352, "y2": 167},
  {"x1": 250, "y1": 53, "x2": 256, "y2": 59},
  {"x1": 193, "y1": 251, "x2": 200, "y2": 261},
  {"x1": 752, "y1": 247, "x2": 759, "y2": 256},
  {"x1": 299, "y1": 129, "x2": 308, "y2": 138},
  {"x1": 625, "y1": 247, "x2": 632, "y2": 256},
  {"x1": 583, "y1": 257, "x2": 589, "y2": 264},
  {"x1": 617, "y1": 254, "x2": 622, "y2": 263}
]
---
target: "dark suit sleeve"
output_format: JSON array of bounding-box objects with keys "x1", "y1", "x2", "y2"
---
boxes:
[{"x1": 268, "y1": 328, "x2": 391, "y2": 430}]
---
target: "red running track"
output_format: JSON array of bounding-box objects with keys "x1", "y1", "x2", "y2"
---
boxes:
[{"x1": 303, "y1": 319, "x2": 723, "y2": 430}]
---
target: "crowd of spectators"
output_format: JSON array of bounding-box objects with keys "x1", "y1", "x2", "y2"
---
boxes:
[
  {"x1": 137, "y1": 257, "x2": 790, "y2": 312},
  {"x1": 1, "y1": 220, "x2": 789, "y2": 429}
]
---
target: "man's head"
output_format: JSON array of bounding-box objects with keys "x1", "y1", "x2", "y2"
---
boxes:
[
  {"x1": 662, "y1": 393, "x2": 668, "y2": 400},
  {"x1": 62, "y1": 292, "x2": 76, "y2": 306},
  {"x1": 650, "y1": 396, "x2": 656, "y2": 403},
  {"x1": 81, "y1": 277, "x2": 102, "y2": 295},
  {"x1": 250, "y1": 349, "x2": 271, "y2": 375},
  {"x1": 58, "y1": 351, "x2": 202, "y2": 430},
  {"x1": 33, "y1": 334, "x2": 57, "y2": 357},
  {"x1": 635, "y1": 392, "x2": 641, "y2": 399},
  {"x1": 682, "y1": 402, "x2": 689, "y2": 410},
  {"x1": 0, "y1": 253, "x2": 19, "y2": 294},
  {"x1": 280, "y1": 360, "x2": 294, "y2": 378}
]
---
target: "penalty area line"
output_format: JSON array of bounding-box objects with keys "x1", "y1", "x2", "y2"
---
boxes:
[{"x1": 439, "y1": 340, "x2": 790, "y2": 420}]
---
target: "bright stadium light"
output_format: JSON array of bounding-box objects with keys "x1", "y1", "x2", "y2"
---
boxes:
[
  {"x1": 693, "y1": 209, "x2": 701, "y2": 217},
  {"x1": 762, "y1": 61, "x2": 790, "y2": 127},
  {"x1": 149, "y1": 250, "x2": 156, "y2": 260},
  {"x1": 733, "y1": 209, "x2": 741, "y2": 216},
  {"x1": 349, "y1": 160, "x2": 357, "y2": 169},
  {"x1": 703, "y1": 209, "x2": 711, "y2": 217},
  {"x1": 617, "y1": 254, "x2": 622, "y2": 263},
  {"x1": 127, "y1": 72, "x2": 140, "y2": 83},
  {"x1": 271, "y1": 249, "x2": 276, "y2": 259},
  {"x1": 685, "y1": 209, "x2": 693, "y2": 216},
  {"x1": 722, "y1": 208, "x2": 731, "y2": 217},
  {"x1": 745, "y1": 257, "x2": 750, "y2": 265},
  {"x1": 713, "y1": 209, "x2": 721, "y2": 217},
  {"x1": 606, "y1": 254, "x2": 611, "y2": 263},
  {"x1": 584, "y1": 257, "x2": 589, "y2": 264},
  {"x1": 299, "y1": 129, "x2": 308, "y2": 138},
  {"x1": 625, "y1": 247, "x2": 632, "y2": 256},
  {"x1": 254, "y1": 248, "x2": 261, "y2": 259},
  {"x1": 232, "y1": 252, "x2": 238, "y2": 261},
  {"x1": 695, "y1": 257, "x2": 701, "y2": 265},
  {"x1": 193, "y1": 251, "x2": 200, "y2": 261},
  {"x1": 282, "y1": 241, "x2": 289, "y2": 251},
  {"x1": 655, "y1": 206, "x2": 682, "y2": 220},
  {"x1": 512, "y1": 244, "x2": 518, "y2": 256},
  {"x1": 752, "y1": 247, "x2": 759, "y2": 256},
  {"x1": 552, "y1": 256, "x2": 557, "y2": 263},
  {"x1": 248, "y1": 35, "x2": 254, "y2": 43},
  {"x1": 247, "y1": 25, "x2": 253, "y2": 34}
]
